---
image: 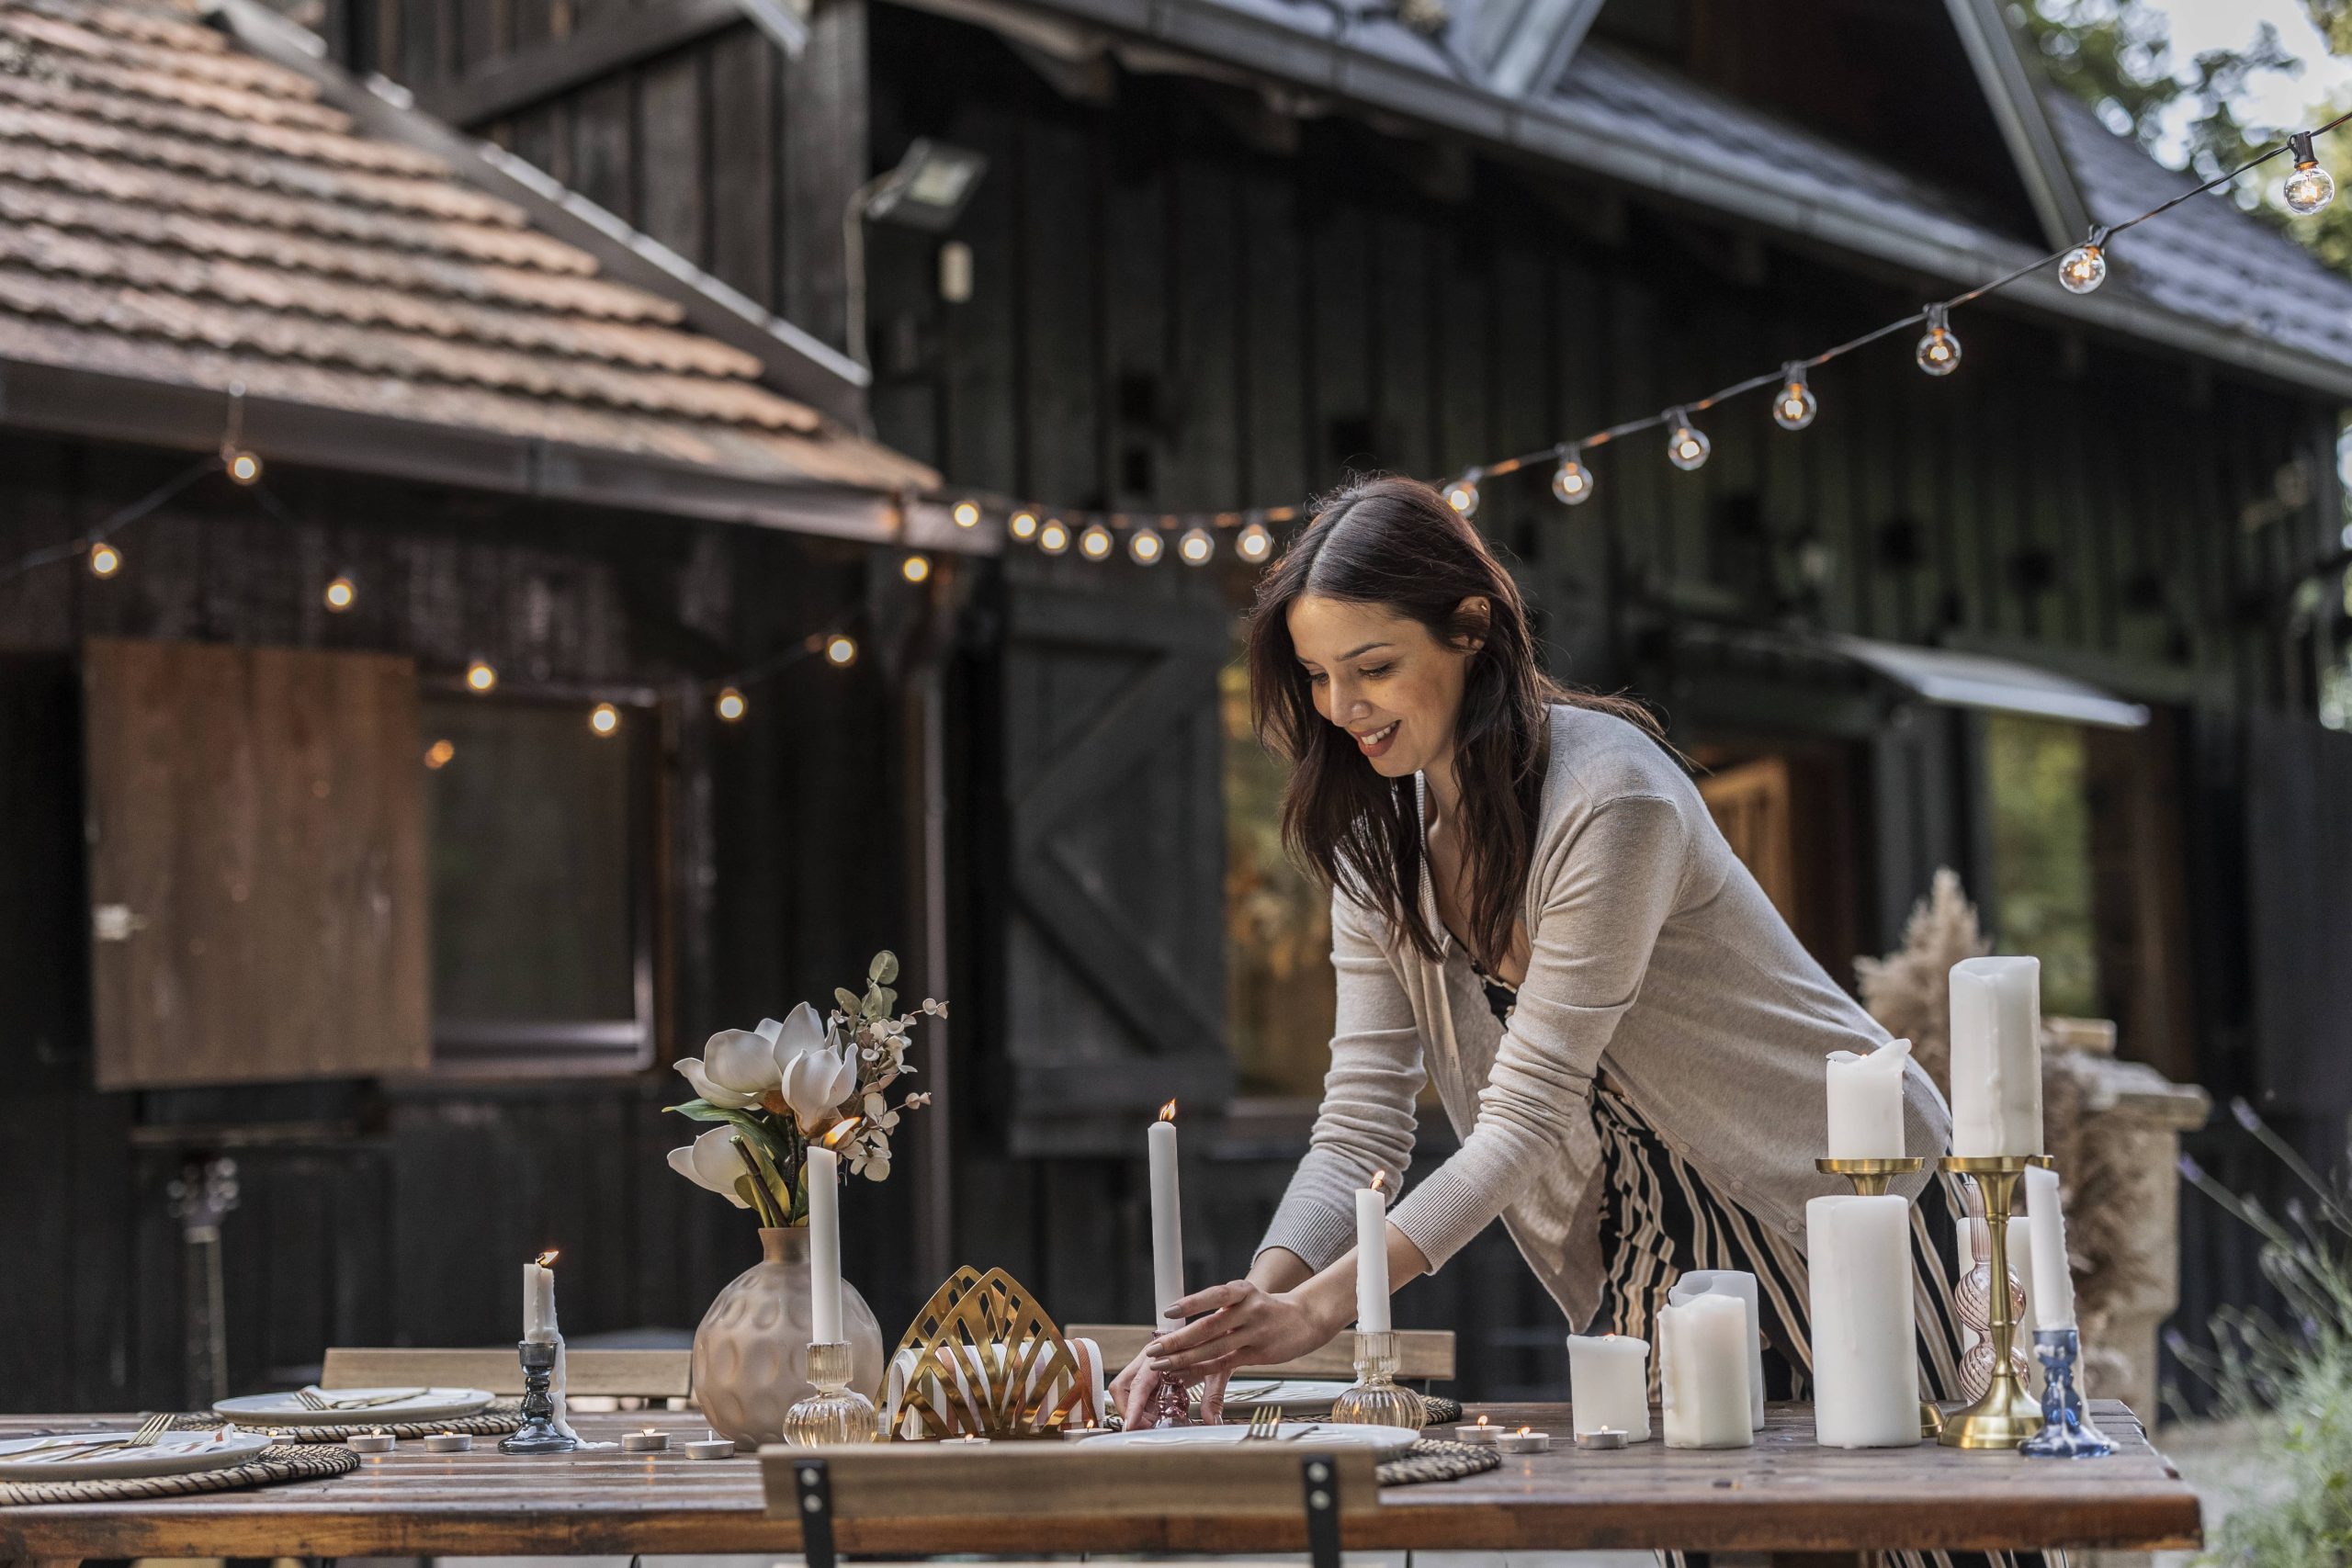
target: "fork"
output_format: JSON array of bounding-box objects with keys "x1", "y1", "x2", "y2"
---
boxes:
[
  {"x1": 296, "y1": 1387, "x2": 427, "y2": 1411},
  {"x1": 1240, "y1": 1404, "x2": 1283, "y2": 1441},
  {"x1": 23, "y1": 1412, "x2": 172, "y2": 1464}
]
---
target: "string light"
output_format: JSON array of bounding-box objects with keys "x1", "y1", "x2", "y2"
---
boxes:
[
  {"x1": 1036, "y1": 518, "x2": 1070, "y2": 555},
  {"x1": 1666, "y1": 411, "x2": 1711, "y2": 471},
  {"x1": 589, "y1": 702, "x2": 621, "y2": 736},
  {"x1": 1772, "y1": 365, "x2": 1817, "y2": 431},
  {"x1": 901, "y1": 553, "x2": 932, "y2": 583},
  {"x1": 1079, "y1": 523, "x2": 1114, "y2": 559},
  {"x1": 715, "y1": 686, "x2": 747, "y2": 722},
  {"x1": 952, "y1": 499, "x2": 981, "y2": 529},
  {"x1": 2058, "y1": 231, "x2": 2109, "y2": 295},
  {"x1": 1009, "y1": 510, "x2": 1040, "y2": 542},
  {"x1": 224, "y1": 448, "x2": 262, "y2": 485},
  {"x1": 824, "y1": 633, "x2": 859, "y2": 668},
  {"x1": 1442, "y1": 471, "x2": 1481, "y2": 518},
  {"x1": 87, "y1": 539, "x2": 121, "y2": 578},
  {"x1": 1128, "y1": 525, "x2": 1163, "y2": 565},
  {"x1": 1179, "y1": 525, "x2": 1216, "y2": 565},
  {"x1": 465, "y1": 660, "x2": 497, "y2": 693},
  {"x1": 1916, "y1": 304, "x2": 1961, "y2": 376},
  {"x1": 2285, "y1": 132, "x2": 2336, "y2": 215},
  {"x1": 424, "y1": 739, "x2": 455, "y2": 769},
  {"x1": 1236, "y1": 521, "x2": 1272, "y2": 562},
  {"x1": 1550, "y1": 447, "x2": 1594, "y2": 505},
  {"x1": 323, "y1": 575, "x2": 356, "y2": 611}
]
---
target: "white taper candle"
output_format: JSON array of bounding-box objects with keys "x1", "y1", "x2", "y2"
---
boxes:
[
  {"x1": 2023, "y1": 1164, "x2": 2077, "y2": 1330},
  {"x1": 1148, "y1": 1104, "x2": 1184, "y2": 1333},
  {"x1": 1355, "y1": 1173, "x2": 1392, "y2": 1333},
  {"x1": 807, "y1": 1140, "x2": 842, "y2": 1344}
]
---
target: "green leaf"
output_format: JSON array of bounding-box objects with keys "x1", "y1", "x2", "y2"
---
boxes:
[
  {"x1": 666, "y1": 1099, "x2": 741, "y2": 1122},
  {"x1": 834, "y1": 987, "x2": 863, "y2": 1018},
  {"x1": 869, "y1": 951, "x2": 899, "y2": 985}
]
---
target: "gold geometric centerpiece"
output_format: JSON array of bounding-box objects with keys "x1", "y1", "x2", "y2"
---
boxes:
[{"x1": 879, "y1": 1267, "x2": 1093, "y2": 1440}]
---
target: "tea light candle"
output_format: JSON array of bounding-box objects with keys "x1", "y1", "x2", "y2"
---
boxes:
[
  {"x1": 621, "y1": 1428, "x2": 670, "y2": 1453},
  {"x1": 944, "y1": 1434, "x2": 993, "y2": 1447},
  {"x1": 1575, "y1": 1427, "x2": 1628, "y2": 1450},
  {"x1": 1494, "y1": 1426, "x2": 1551, "y2": 1454},
  {"x1": 423, "y1": 1432, "x2": 471, "y2": 1453},
  {"x1": 684, "y1": 1437, "x2": 735, "y2": 1460},
  {"x1": 347, "y1": 1429, "x2": 395, "y2": 1454},
  {"x1": 1566, "y1": 1332, "x2": 1652, "y2": 1441},
  {"x1": 1454, "y1": 1414, "x2": 1498, "y2": 1445}
]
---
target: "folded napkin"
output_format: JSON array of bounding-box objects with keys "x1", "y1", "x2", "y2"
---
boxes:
[{"x1": 884, "y1": 1336, "x2": 1106, "y2": 1438}]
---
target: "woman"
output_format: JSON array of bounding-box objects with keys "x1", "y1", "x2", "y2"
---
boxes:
[{"x1": 1113, "y1": 478, "x2": 2024, "y2": 1568}]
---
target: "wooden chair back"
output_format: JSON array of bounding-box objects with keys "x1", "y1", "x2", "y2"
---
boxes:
[
  {"x1": 1068, "y1": 1325, "x2": 1455, "y2": 1382},
  {"x1": 321, "y1": 1346, "x2": 693, "y2": 1399}
]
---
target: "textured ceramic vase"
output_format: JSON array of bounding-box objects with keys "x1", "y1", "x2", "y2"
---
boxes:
[{"x1": 692, "y1": 1226, "x2": 887, "y2": 1448}]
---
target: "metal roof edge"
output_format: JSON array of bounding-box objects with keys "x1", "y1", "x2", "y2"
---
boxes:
[
  {"x1": 1939, "y1": 0, "x2": 2094, "y2": 249},
  {"x1": 201, "y1": 0, "x2": 874, "y2": 428}
]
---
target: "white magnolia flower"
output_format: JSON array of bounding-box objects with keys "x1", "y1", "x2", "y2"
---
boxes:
[
  {"x1": 667, "y1": 1125, "x2": 754, "y2": 1208},
  {"x1": 779, "y1": 1038, "x2": 858, "y2": 1134}
]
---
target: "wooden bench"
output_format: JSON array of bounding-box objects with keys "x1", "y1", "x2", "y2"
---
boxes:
[
  {"x1": 321, "y1": 1346, "x2": 693, "y2": 1399},
  {"x1": 1068, "y1": 1324, "x2": 1454, "y2": 1381}
]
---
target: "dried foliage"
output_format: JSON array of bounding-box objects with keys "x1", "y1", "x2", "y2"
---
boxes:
[{"x1": 1854, "y1": 867, "x2": 1989, "y2": 1092}]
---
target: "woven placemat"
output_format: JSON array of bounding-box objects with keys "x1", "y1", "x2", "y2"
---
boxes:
[
  {"x1": 0, "y1": 1441, "x2": 358, "y2": 1506},
  {"x1": 170, "y1": 1404, "x2": 526, "y2": 1443},
  {"x1": 1420, "y1": 1393, "x2": 1463, "y2": 1425},
  {"x1": 1376, "y1": 1437, "x2": 1501, "y2": 1486}
]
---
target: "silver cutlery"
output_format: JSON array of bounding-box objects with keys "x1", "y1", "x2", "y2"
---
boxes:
[
  {"x1": 295, "y1": 1387, "x2": 428, "y2": 1411},
  {"x1": 21, "y1": 1411, "x2": 173, "y2": 1465}
]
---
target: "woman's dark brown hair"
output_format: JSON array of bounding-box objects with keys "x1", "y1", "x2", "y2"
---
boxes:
[{"x1": 1246, "y1": 476, "x2": 1660, "y2": 968}]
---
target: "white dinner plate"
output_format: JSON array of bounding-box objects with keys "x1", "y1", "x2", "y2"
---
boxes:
[
  {"x1": 1212, "y1": 1379, "x2": 1353, "y2": 1411},
  {"x1": 0, "y1": 1427, "x2": 272, "y2": 1480},
  {"x1": 213, "y1": 1387, "x2": 494, "y2": 1426},
  {"x1": 1087, "y1": 1421, "x2": 1419, "y2": 1451}
]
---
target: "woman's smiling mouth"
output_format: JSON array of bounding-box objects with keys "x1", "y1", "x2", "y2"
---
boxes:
[{"x1": 1354, "y1": 720, "x2": 1399, "y2": 758}]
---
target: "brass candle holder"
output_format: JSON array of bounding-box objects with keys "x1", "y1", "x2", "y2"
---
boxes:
[
  {"x1": 1815, "y1": 1156, "x2": 1928, "y2": 1197},
  {"x1": 1328, "y1": 1328, "x2": 1427, "y2": 1431},
  {"x1": 1937, "y1": 1155, "x2": 2052, "y2": 1450}
]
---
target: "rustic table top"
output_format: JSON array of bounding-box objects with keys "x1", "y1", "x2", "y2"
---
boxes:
[{"x1": 0, "y1": 1402, "x2": 2200, "y2": 1561}]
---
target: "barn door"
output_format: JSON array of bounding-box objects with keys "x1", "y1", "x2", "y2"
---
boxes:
[{"x1": 1001, "y1": 578, "x2": 1234, "y2": 1155}]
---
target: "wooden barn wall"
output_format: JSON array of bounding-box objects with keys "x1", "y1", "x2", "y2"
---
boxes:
[{"x1": 0, "y1": 434, "x2": 928, "y2": 1412}]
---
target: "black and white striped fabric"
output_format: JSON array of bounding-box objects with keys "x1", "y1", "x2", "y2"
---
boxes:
[{"x1": 1474, "y1": 962, "x2": 2054, "y2": 1568}]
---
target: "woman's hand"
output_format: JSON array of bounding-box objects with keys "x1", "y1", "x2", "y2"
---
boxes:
[
  {"x1": 1148, "y1": 1280, "x2": 1347, "y2": 1382},
  {"x1": 1109, "y1": 1353, "x2": 1231, "y2": 1429}
]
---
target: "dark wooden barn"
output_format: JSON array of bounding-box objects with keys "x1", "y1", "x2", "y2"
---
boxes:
[{"x1": 3, "y1": 0, "x2": 2350, "y2": 1414}]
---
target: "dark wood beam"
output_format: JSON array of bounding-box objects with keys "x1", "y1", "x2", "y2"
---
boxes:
[{"x1": 413, "y1": 0, "x2": 751, "y2": 127}]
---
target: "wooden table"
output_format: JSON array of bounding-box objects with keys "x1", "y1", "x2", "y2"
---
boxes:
[{"x1": 0, "y1": 1403, "x2": 2199, "y2": 1565}]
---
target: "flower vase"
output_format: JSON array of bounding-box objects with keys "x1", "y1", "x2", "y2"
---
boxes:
[{"x1": 692, "y1": 1226, "x2": 886, "y2": 1449}]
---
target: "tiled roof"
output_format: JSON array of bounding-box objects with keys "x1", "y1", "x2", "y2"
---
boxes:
[{"x1": 0, "y1": 0, "x2": 935, "y2": 495}]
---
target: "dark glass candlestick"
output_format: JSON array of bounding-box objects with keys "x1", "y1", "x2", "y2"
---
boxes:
[{"x1": 499, "y1": 1339, "x2": 580, "y2": 1454}]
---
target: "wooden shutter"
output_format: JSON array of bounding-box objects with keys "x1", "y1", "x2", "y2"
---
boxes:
[
  {"x1": 83, "y1": 637, "x2": 431, "y2": 1089},
  {"x1": 1001, "y1": 580, "x2": 1234, "y2": 1155}
]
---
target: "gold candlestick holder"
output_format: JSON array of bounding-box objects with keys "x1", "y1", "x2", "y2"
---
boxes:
[
  {"x1": 1815, "y1": 1156, "x2": 1928, "y2": 1197},
  {"x1": 1937, "y1": 1155, "x2": 2052, "y2": 1450},
  {"x1": 1328, "y1": 1329, "x2": 1426, "y2": 1431}
]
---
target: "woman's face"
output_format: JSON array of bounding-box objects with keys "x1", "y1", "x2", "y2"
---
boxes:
[{"x1": 1285, "y1": 594, "x2": 1482, "y2": 779}]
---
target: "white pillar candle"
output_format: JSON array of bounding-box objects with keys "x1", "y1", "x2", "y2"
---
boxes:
[
  {"x1": 1825, "y1": 1038, "x2": 1911, "y2": 1158},
  {"x1": 1148, "y1": 1104, "x2": 1185, "y2": 1332},
  {"x1": 1667, "y1": 1269, "x2": 1765, "y2": 1429},
  {"x1": 1948, "y1": 957, "x2": 2043, "y2": 1157},
  {"x1": 807, "y1": 1141, "x2": 843, "y2": 1344},
  {"x1": 1658, "y1": 1292, "x2": 1754, "y2": 1449},
  {"x1": 2022, "y1": 1165, "x2": 2077, "y2": 1331},
  {"x1": 1355, "y1": 1172, "x2": 1392, "y2": 1333},
  {"x1": 1566, "y1": 1333, "x2": 1651, "y2": 1442},
  {"x1": 1805, "y1": 1196, "x2": 1920, "y2": 1448}
]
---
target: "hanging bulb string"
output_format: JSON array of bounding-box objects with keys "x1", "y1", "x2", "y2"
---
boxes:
[{"x1": 0, "y1": 452, "x2": 221, "y2": 590}]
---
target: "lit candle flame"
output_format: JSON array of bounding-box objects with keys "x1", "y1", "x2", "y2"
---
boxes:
[
  {"x1": 1518, "y1": 1426, "x2": 1532, "y2": 1438},
  {"x1": 643, "y1": 1427, "x2": 659, "y2": 1436},
  {"x1": 536, "y1": 1250, "x2": 559, "y2": 1268},
  {"x1": 1159, "y1": 1100, "x2": 1177, "y2": 1122},
  {"x1": 1475, "y1": 1415, "x2": 1490, "y2": 1427},
  {"x1": 1369, "y1": 1169, "x2": 1387, "y2": 1194},
  {"x1": 822, "y1": 1119, "x2": 860, "y2": 1149}
]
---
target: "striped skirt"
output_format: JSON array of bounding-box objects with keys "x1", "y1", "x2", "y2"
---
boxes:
[{"x1": 1589, "y1": 1081, "x2": 2054, "y2": 1568}]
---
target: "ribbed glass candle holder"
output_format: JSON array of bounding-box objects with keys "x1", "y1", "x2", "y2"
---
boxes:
[
  {"x1": 1328, "y1": 1329, "x2": 1426, "y2": 1430},
  {"x1": 781, "y1": 1340, "x2": 879, "y2": 1446}
]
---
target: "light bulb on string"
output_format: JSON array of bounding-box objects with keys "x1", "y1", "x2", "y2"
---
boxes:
[
  {"x1": 1128, "y1": 525, "x2": 1163, "y2": 565},
  {"x1": 1178, "y1": 525, "x2": 1216, "y2": 565},
  {"x1": 2058, "y1": 229, "x2": 2108, "y2": 295},
  {"x1": 1772, "y1": 364, "x2": 1817, "y2": 431},
  {"x1": 224, "y1": 447, "x2": 262, "y2": 486},
  {"x1": 824, "y1": 634, "x2": 859, "y2": 669},
  {"x1": 1550, "y1": 446, "x2": 1595, "y2": 505},
  {"x1": 1666, "y1": 410, "x2": 1711, "y2": 471},
  {"x1": 1236, "y1": 521, "x2": 1272, "y2": 562},
  {"x1": 88, "y1": 539, "x2": 121, "y2": 578},
  {"x1": 1036, "y1": 518, "x2": 1070, "y2": 555},
  {"x1": 715, "y1": 686, "x2": 747, "y2": 723},
  {"x1": 1916, "y1": 304, "x2": 1961, "y2": 376},
  {"x1": 590, "y1": 702, "x2": 621, "y2": 737},
  {"x1": 901, "y1": 553, "x2": 932, "y2": 583},
  {"x1": 1443, "y1": 471, "x2": 1481, "y2": 518},
  {"x1": 951, "y1": 499, "x2": 981, "y2": 529},
  {"x1": 1079, "y1": 523, "x2": 1114, "y2": 560},
  {"x1": 465, "y1": 659, "x2": 497, "y2": 693},
  {"x1": 1009, "y1": 510, "x2": 1040, "y2": 542},
  {"x1": 323, "y1": 574, "x2": 356, "y2": 612},
  {"x1": 2285, "y1": 131, "x2": 2335, "y2": 215}
]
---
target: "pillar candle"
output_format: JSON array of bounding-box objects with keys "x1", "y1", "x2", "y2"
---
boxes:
[
  {"x1": 2022, "y1": 1165, "x2": 2077, "y2": 1330},
  {"x1": 1948, "y1": 957, "x2": 2043, "y2": 1157},
  {"x1": 1565, "y1": 1334, "x2": 1651, "y2": 1442},
  {"x1": 807, "y1": 1141, "x2": 842, "y2": 1344},
  {"x1": 1667, "y1": 1269, "x2": 1764, "y2": 1429},
  {"x1": 1806, "y1": 1196, "x2": 1919, "y2": 1448},
  {"x1": 1658, "y1": 1292, "x2": 1754, "y2": 1449},
  {"x1": 1355, "y1": 1173, "x2": 1392, "y2": 1333},
  {"x1": 1825, "y1": 1038, "x2": 1911, "y2": 1158},
  {"x1": 1148, "y1": 1104, "x2": 1184, "y2": 1333}
]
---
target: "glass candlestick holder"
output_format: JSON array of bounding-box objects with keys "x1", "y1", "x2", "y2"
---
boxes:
[
  {"x1": 2021, "y1": 1327, "x2": 2117, "y2": 1459},
  {"x1": 1328, "y1": 1329, "x2": 1427, "y2": 1430},
  {"x1": 499, "y1": 1339, "x2": 580, "y2": 1454},
  {"x1": 1144, "y1": 1366, "x2": 1194, "y2": 1428},
  {"x1": 781, "y1": 1340, "x2": 879, "y2": 1446}
]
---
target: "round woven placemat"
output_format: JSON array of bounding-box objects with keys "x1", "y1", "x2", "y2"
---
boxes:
[
  {"x1": 1376, "y1": 1437, "x2": 1501, "y2": 1486},
  {"x1": 170, "y1": 1404, "x2": 526, "y2": 1443},
  {"x1": 0, "y1": 1442, "x2": 358, "y2": 1506},
  {"x1": 1420, "y1": 1393, "x2": 1463, "y2": 1425}
]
